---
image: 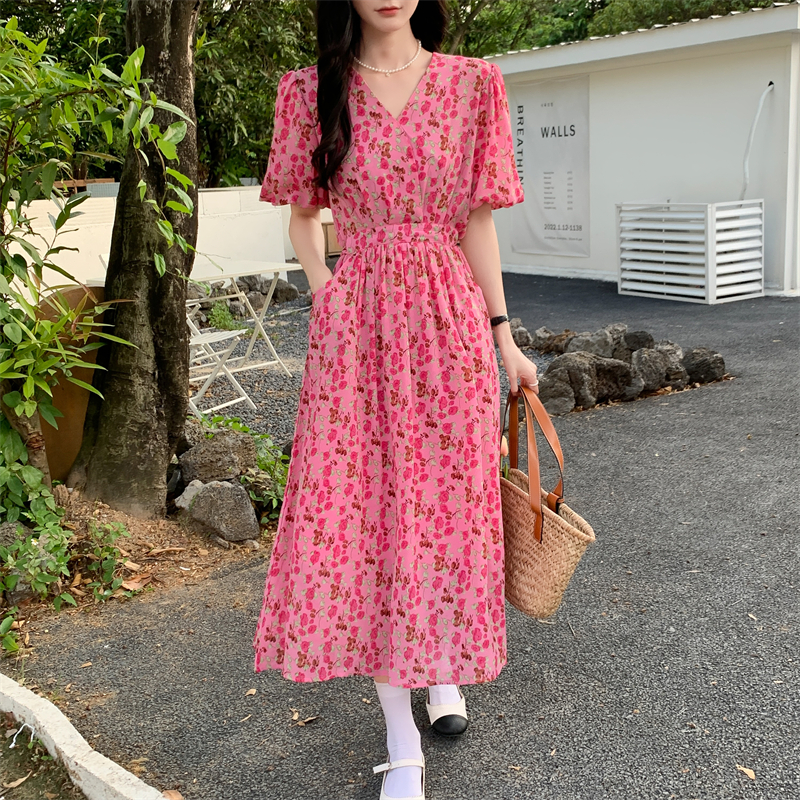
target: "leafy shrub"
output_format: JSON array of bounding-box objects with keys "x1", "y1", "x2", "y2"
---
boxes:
[{"x1": 208, "y1": 300, "x2": 244, "y2": 331}]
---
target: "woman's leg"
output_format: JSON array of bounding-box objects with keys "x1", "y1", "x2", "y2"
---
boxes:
[
  {"x1": 374, "y1": 679, "x2": 423, "y2": 798},
  {"x1": 427, "y1": 684, "x2": 461, "y2": 705}
]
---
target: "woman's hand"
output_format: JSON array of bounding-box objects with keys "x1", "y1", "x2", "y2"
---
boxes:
[
  {"x1": 309, "y1": 267, "x2": 333, "y2": 296},
  {"x1": 498, "y1": 336, "x2": 539, "y2": 395}
]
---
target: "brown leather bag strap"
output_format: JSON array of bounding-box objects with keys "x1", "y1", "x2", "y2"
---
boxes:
[{"x1": 502, "y1": 387, "x2": 566, "y2": 543}]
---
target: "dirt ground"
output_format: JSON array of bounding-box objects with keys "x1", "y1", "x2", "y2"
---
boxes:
[{"x1": 5, "y1": 491, "x2": 276, "y2": 671}]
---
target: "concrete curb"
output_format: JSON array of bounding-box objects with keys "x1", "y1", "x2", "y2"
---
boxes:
[{"x1": 0, "y1": 671, "x2": 164, "y2": 800}]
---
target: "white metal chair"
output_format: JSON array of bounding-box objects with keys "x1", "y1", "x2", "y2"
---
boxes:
[{"x1": 187, "y1": 315, "x2": 256, "y2": 417}]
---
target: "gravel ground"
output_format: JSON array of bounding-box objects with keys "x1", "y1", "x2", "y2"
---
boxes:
[{"x1": 198, "y1": 278, "x2": 555, "y2": 448}]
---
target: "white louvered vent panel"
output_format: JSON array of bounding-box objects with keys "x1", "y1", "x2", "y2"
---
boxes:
[{"x1": 617, "y1": 201, "x2": 764, "y2": 304}]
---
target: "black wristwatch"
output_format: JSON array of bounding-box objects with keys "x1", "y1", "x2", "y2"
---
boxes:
[{"x1": 490, "y1": 314, "x2": 509, "y2": 328}]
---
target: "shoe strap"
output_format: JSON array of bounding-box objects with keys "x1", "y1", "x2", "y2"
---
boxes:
[{"x1": 373, "y1": 757, "x2": 425, "y2": 775}]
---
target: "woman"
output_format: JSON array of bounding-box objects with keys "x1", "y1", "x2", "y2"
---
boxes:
[{"x1": 254, "y1": 2, "x2": 538, "y2": 798}]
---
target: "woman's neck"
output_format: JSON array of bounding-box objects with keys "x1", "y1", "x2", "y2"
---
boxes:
[{"x1": 356, "y1": 28, "x2": 419, "y2": 71}]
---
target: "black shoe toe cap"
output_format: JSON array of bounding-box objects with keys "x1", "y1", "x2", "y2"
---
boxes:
[{"x1": 432, "y1": 714, "x2": 469, "y2": 736}]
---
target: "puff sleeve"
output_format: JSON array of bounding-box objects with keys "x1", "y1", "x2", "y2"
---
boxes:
[
  {"x1": 259, "y1": 70, "x2": 329, "y2": 208},
  {"x1": 470, "y1": 63, "x2": 524, "y2": 211}
]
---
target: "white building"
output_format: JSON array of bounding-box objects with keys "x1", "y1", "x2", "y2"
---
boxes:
[{"x1": 487, "y1": 1, "x2": 800, "y2": 297}]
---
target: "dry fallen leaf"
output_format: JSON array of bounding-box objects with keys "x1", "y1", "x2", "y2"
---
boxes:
[
  {"x1": 148, "y1": 547, "x2": 185, "y2": 556},
  {"x1": 162, "y1": 792, "x2": 184, "y2": 800},
  {"x1": 3, "y1": 770, "x2": 33, "y2": 788},
  {"x1": 123, "y1": 560, "x2": 142, "y2": 572},
  {"x1": 290, "y1": 708, "x2": 300, "y2": 721},
  {"x1": 121, "y1": 574, "x2": 152, "y2": 592},
  {"x1": 509, "y1": 765, "x2": 522, "y2": 771},
  {"x1": 736, "y1": 765, "x2": 756, "y2": 781},
  {"x1": 81, "y1": 661, "x2": 92, "y2": 668},
  {"x1": 748, "y1": 613, "x2": 758, "y2": 621},
  {"x1": 295, "y1": 716, "x2": 318, "y2": 727},
  {"x1": 240, "y1": 715, "x2": 252, "y2": 722},
  {"x1": 245, "y1": 688, "x2": 257, "y2": 696},
  {"x1": 198, "y1": 548, "x2": 209, "y2": 556}
]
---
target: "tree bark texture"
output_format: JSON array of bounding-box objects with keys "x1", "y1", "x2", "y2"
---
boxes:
[{"x1": 69, "y1": 0, "x2": 200, "y2": 518}]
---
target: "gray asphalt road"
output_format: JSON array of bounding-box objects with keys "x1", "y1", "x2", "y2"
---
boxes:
[{"x1": 3, "y1": 275, "x2": 798, "y2": 800}]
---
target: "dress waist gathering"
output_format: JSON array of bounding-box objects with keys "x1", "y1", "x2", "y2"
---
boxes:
[{"x1": 341, "y1": 221, "x2": 459, "y2": 253}]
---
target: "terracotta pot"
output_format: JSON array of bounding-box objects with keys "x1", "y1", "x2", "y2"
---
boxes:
[{"x1": 38, "y1": 285, "x2": 106, "y2": 483}]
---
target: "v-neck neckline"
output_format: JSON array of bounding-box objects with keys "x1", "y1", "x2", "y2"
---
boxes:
[{"x1": 351, "y1": 50, "x2": 438, "y2": 124}]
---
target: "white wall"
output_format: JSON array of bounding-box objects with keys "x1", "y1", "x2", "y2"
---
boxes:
[
  {"x1": 19, "y1": 186, "x2": 286, "y2": 288},
  {"x1": 492, "y1": 26, "x2": 798, "y2": 294}
]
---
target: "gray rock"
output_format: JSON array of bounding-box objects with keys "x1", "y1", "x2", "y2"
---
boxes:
[
  {"x1": 624, "y1": 330, "x2": 655, "y2": 351},
  {"x1": 187, "y1": 481, "x2": 260, "y2": 542},
  {"x1": 604, "y1": 323, "x2": 628, "y2": 349},
  {"x1": 229, "y1": 301, "x2": 247, "y2": 318},
  {"x1": 631, "y1": 348, "x2": 669, "y2": 393},
  {"x1": 243, "y1": 539, "x2": 260, "y2": 551},
  {"x1": 512, "y1": 326, "x2": 533, "y2": 348},
  {"x1": 271, "y1": 279, "x2": 300, "y2": 305},
  {"x1": 246, "y1": 291, "x2": 267, "y2": 312},
  {"x1": 654, "y1": 340, "x2": 689, "y2": 389},
  {"x1": 179, "y1": 429, "x2": 257, "y2": 483},
  {"x1": 545, "y1": 352, "x2": 637, "y2": 408},
  {"x1": 175, "y1": 479, "x2": 204, "y2": 511},
  {"x1": 531, "y1": 326, "x2": 555, "y2": 350},
  {"x1": 566, "y1": 329, "x2": 614, "y2": 358},
  {"x1": 682, "y1": 347, "x2": 726, "y2": 383},
  {"x1": 537, "y1": 368, "x2": 576, "y2": 415},
  {"x1": 540, "y1": 330, "x2": 577, "y2": 355},
  {"x1": 0, "y1": 521, "x2": 32, "y2": 549},
  {"x1": 176, "y1": 417, "x2": 206, "y2": 456},
  {"x1": 187, "y1": 282, "x2": 208, "y2": 302},
  {"x1": 166, "y1": 464, "x2": 182, "y2": 498},
  {"x1": 509, "y1": 318, "x2": 523, "y2": 332}
]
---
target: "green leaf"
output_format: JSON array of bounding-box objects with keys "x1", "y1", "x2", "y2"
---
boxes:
[
  {"x1": 3, "y1": 322, "x2": 22, "y2": 343},
  {"x1": 40, "y1": 160, "x2": 58, "y2": 199},
  {"x1": 157, "y1": 138, "x2": 178, "y2": 161},
  {"x1": 20, "y1": 465, "x2": 42, "y2": 489},
  {"x1": 66, "y1": 376, "x2": 102, "y2": 397},
  {"x1": 101, "y1": 119, "x2": 113, "y2": 145},
  {"x1": 2, "y1": 633, "x2": 18, "y2": 653},
  {"x1": 0, "y1": 617, "x2": 12, "y2": 636},
  {"x1": 168, "y1": 183, "x2": 194, "y2": 213},
  {"x1": 37, "y1": 403, "x2": 60, "y2": 429},
  {"x1": 137, "y1": 179, "x2": 147, "y2": 201},
  {"x1": 162, "y1": 121, "x2": 187, "y2": 145},
  {"x1": 153, "y1": 98, "x2": 192, "y2": 123},
  {"x1": 123, "y1": 101, "x2": 138, "y2": 138},
  {"x1": 154, "y1": 253, "x2": 166, "y2": 277},
  {"x1": 96, "y1": 106, "x2": 120, "y2": 124},
  {"x1": 166, "y1": 168, "x2": 193, "y2": 190},
  {"x1": 165, "y1": 201, "x2": 191, "y2": 214},
  {"x1": 139, "y1": 105, "x2": 153, "y2": 131},
  {"x1": 3, "y1": 390, "x2": 22, "y2": 407}
]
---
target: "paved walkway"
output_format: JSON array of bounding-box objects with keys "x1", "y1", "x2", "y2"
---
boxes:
[{"x1": 3, "y1": 275, "x2": 798, "y2": 800}]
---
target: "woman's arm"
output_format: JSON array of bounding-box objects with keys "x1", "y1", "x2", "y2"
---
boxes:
[
  {"x1": 289, "y1": 205, "x2": 332, "y2": 295},
  {"x1": 459, "y1": 202, "x2": 539, "y2": 394}
]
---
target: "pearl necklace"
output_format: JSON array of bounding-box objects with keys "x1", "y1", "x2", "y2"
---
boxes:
[{"x1": 353, "y1": 39, "x2": 422, "y2": 77}]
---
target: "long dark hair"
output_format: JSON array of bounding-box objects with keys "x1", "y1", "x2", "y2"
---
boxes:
[{"x1": 313, "y1": 0, "x2": 448, "y2": 194}]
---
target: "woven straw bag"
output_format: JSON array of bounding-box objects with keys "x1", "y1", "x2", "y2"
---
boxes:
[{"x1": 501, "y1": 386, "x2": 595, "y2": 619}]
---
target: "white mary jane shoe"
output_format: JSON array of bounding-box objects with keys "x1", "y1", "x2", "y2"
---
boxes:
[
  {"x1": 373, "y1": 756, "x2": 426, "y2": 800},
  {"x1": 426, "y1": 687, "x2": 469, "y2": 736}
]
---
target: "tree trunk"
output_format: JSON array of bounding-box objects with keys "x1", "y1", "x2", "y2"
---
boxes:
[{"x1": 68, "y1": 0, "x2": 200, "y2": 518}]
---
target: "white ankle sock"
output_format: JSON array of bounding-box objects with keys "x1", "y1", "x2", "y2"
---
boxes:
[
  {"x1": 428, "y1": 683, "x2": 461, "y2": 706},
  {"x1": 374, "y1": 681, "x2": 423, "y2": 799}
]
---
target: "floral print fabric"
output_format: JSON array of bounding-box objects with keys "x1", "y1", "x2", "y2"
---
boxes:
[{"x1": 254, "y1": 53, "x2": 524, "y2": 688}]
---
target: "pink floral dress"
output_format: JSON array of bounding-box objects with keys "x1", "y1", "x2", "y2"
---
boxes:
[{"x1": 254, "y1": 52, "x2": 524, "y2": 688}]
